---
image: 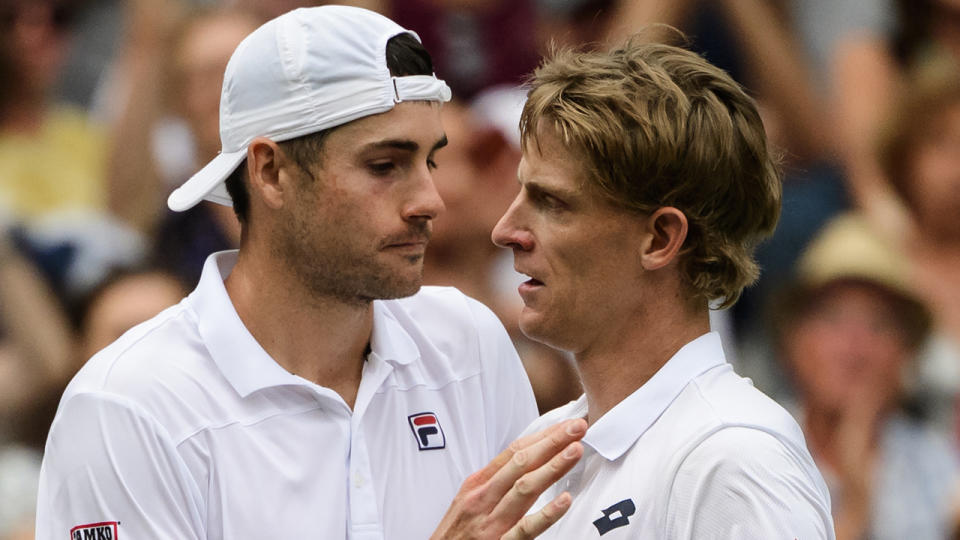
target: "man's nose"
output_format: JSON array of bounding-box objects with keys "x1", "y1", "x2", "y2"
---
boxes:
[
  {"x1": 405, "y1": 169, "x2": 446, "y2": 221},
  {"x1": 491, "y1": 198, "x2": 533, "y2": 251}
]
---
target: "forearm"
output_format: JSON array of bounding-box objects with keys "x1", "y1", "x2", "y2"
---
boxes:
[
  {"x1": 719, "y1": 0, "x2": 834, "y2": 162},
  {"x1": 104, "y1": 0, "x2": 186, "y2": 235},
  {"x1": 0, "y1": 232, "x2": 76, "y2": 388}
]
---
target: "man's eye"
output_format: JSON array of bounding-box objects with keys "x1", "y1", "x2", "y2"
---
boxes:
[
  {"x1": 538, "y1": 193, "x2": 565, "y2": 210},
  {"x1": 427, "y1": 158, "x2": 438, "y2": 170},
  {"x1": 368, "y1": 161, "x2": 396, "y2": 175}
]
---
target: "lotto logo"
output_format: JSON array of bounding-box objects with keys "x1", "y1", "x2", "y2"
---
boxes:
[
  {"x1": 593, "y1": 499, "x2": 635, "y2": 535},
  {"x1": 408, "y1": 412, "x2": 446, "y2": 451},
  {"x1": 70, "y1": 522, "x2": 118, "y2": 540}
]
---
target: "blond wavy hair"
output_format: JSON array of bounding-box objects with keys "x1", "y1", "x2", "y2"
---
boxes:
[{"x1": 521, "y1": 38, "x2": 781, "y2": 308}]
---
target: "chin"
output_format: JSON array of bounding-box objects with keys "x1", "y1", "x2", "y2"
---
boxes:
[
  {"x1": 518, "y1": 313, "x2": 564, "y2": 351},
  {"x1": 378, "y1": 277, "x2": 423, "y2": 300}
]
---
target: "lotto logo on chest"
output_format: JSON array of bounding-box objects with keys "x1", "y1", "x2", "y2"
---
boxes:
[
  {"x1": 408, "y1": 412, "x2": 446, "y2": 450},
  {"x1": 70, "y1": 522, "x2": 118, "y2": 540}
]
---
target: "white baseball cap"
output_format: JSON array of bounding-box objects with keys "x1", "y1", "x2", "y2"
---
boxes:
[{"x1": 167, "y1": 5, "x2": 452, "y2": 212}]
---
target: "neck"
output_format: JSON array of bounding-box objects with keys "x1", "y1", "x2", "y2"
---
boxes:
[
  {"x1": 577, "y1": 299, "x2": 710, "y2": 425},
  {"x1": 225, "y1": 244, "x2": 372, "y2": 409}
]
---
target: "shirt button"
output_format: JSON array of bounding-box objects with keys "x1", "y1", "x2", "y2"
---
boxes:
[{"x1": 353, "y1": 473, "x2": 365, "y2": 488}]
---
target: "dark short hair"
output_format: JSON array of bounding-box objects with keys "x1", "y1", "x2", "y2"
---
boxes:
[{"x1": 225, "y1": 31, "x2": 435, "y2": 223}]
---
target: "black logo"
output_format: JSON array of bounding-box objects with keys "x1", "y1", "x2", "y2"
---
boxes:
[
  {"x1": 70, "y1": 523, "x2": 118, "y2": 540},
  {"x1": 592, "y1": 499, "x2": 635, "y2": 535}
]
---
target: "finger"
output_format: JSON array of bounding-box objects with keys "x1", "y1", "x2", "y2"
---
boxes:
[
  {"x1": 483, "y1": 419, "x2": 586, "y2": 501},
  {"x1": 500, "y1": 492, "x2": 572, "y2": 540},
  {"x1": 492, "y1": 441, "x2": 582, "y2": 524},
  {"x1": 473, "y1": 418, "x2": 587, "y2": 487}
]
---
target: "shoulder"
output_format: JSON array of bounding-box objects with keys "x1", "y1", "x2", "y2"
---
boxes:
[
  {"x1": 667, "y1": 427, "x2": 834, "y2": 539},
  {"x1": 676, "y1": 426, "x2": 816, "y2": 481},
  {"x1": 68, "y1": 300, "x2": 200, "y2": 391},
  {"x1": 683, "y1": 365, "x2": 808, "y2": 450},
  {"x1": 58, "y1": 300, "x2": 221, "y2": 443}
]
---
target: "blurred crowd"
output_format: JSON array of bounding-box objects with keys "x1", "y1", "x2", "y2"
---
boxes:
[{"x1": 1, "y1": 0, "x2": 960, "y2": 538}]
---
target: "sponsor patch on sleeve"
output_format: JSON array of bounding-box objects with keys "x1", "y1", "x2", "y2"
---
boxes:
[{"x1": 70, "y1": 521, "x2": 119, "y2": 539}]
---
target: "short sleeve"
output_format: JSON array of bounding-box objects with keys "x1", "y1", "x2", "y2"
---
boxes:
[
  {"x1": 467, "y1": 297, "x2": 539, "y2": 457},
  {"x1": 35, "y1": 392, "x2": 205, "y2": 539},
  {"x1": 666, "y1": 427, "x2": 835, "y2": 540}
]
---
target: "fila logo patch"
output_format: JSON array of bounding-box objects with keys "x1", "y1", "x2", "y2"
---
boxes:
[
  {"x1": 593, "y1": 499, "x2": 635, "y2": 535},
  {"x1": 70, "y1": 521, "x2": 118, "y2": 540},
  {"x1": 408, "y1": 412, "x2": 445, "y2": 450}
]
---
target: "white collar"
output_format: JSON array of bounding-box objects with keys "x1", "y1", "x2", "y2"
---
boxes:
[
  {"x1": 187, "y1": 250, "x2": 420, "y2": 398},
  {"x1": 581, "y1": 332, "x2": 727, "y2": 461}
]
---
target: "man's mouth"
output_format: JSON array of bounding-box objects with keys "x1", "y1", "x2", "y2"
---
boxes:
[
  {"x1": 382, "y1": 228, "x2": 431, "y2": 250},
  {"x1": 386, "y1": 239, "x2": 428, "y2": 248},
  {"x1": 518, "y1": 271, "x2": 544, "y2": 287}
]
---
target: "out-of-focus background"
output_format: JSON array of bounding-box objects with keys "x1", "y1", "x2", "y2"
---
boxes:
[{"x1": 1, "y1": 0, "x2": 960, "y2": 538}]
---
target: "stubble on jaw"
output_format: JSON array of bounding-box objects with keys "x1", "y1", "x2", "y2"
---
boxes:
[{"x1": 272, "y1": 211, "x2": 430, "y2": 307}]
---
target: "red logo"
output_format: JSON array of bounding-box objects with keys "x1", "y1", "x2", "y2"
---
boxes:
[
  {"x1": 70, "y1": 521, "x2": 118, "y2": 540},
  {"x1": 408, "y1": 412, "x2": 446, "y2": 450}
]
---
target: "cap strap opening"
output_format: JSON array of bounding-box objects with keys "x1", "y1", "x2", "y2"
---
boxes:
[{"x1": 391, "y1": 75, "x2": 452, "y2": 104}]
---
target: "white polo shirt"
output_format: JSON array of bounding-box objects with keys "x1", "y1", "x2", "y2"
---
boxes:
[
  {"x1": 526, "y1": 332, "x2": 835, "y2": 539},
  {"x1": 36, "y1": 251, "x2": 537, "y2": 540}
]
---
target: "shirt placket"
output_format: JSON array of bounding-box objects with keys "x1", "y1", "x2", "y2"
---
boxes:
[{"x1": 347, "y1": 351, "x2": 394, "y2": 540}]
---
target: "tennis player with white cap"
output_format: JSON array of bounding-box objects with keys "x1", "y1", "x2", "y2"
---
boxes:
[{"x1": 36, "y1": 6, "x2": 584, "y2": 539}]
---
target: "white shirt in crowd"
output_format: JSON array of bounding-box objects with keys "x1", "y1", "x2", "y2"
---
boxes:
[
  {"x1": 36, "y1": 251, "x2": 538, "y2": 540},
  {"x1": 526, "y1": 332, "x2": 835, "y2": 539}
]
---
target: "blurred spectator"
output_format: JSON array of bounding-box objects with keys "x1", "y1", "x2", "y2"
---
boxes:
[
  {"x1": 98, "y1": 1, "x2": 265, "y2": 288},
  {"x1": 773, "y1": 212, "x2": 959, "y2": 540},
  {"x1": 148, "y1": 5, "x2": 257, "y2": 285},
  {"x1": 390, "y1": 0, "x2": 540, "y2": 100},
  {"x1": 879, "y1": 62, "x2": 960, "y2": 344},
  {"x1": 1, "y1": 0, "x2": 146, "y2": 310},
  {"x1": 815, "y1": 0, "x2": 960, "y2": 239},
  {"x1": 0, "y1": 0, "x2": 108, "y2": 220}
]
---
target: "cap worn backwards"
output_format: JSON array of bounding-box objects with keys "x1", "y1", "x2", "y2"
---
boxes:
[{"x1": 167, "y1": 5, "x2": 452, "y2": 212}]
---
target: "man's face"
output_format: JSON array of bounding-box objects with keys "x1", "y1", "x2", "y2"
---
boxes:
[
  {"x1": 785, "y1": 281, "x2": 911, "y2": 415},
  {"x1": 175, "y1": 13, "x2": 259, "y2": 161},
  {"x1": 274, "y1": 101, "x2": 447, "y2": 304},
  {"x1": 909, "y1": 101, "x2": 960, "y2": 242},
  {"x1": 2, "y1": 1, "x2": 70, "y2": 96},
  {"x1": 491, "y1": 125, "x2": 645, "y2": 353}
]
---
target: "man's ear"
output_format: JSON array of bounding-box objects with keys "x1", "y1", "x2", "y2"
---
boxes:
[
  {"x1": 246, "y1": 137, "x2": 286, "y2": 210},
  {"x1": 640, "y1": 207, "x2": 688, "y2": 271}
]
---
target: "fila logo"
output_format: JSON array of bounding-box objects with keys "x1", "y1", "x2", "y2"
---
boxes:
[
  {"x1": 70, "y1": 521, "x2": 118, "y2": 540},
  {"x1": 593, "y1": 499, "x2": 635, "y2": 536},
  {"x1": 408, "y1": 412, "x2": 446, "y2": 450}
]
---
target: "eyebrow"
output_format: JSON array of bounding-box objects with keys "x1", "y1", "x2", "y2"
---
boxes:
[
  {"x1": 523, "y1": 180, "x2": 579, "y2": 202},
  {"x1": 362, "y1": 135, "x2": 448, "y2": 153}
]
